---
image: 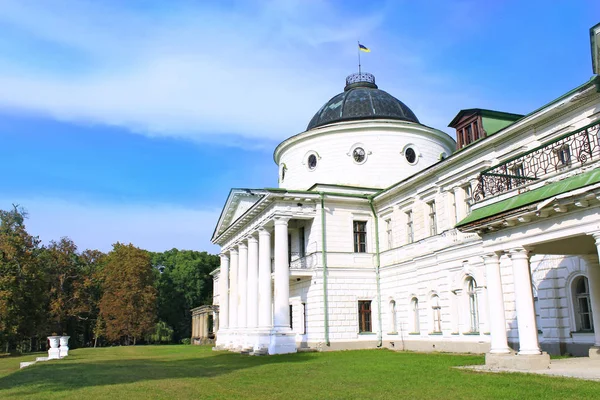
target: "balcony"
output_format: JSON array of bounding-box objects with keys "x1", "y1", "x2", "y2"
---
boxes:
[
  {"x1": 473, "y1": 122, "x2": 600, "y2": 202},
  {"x1": 271, "y1": 252, "x2": 317, "y2": 272}
]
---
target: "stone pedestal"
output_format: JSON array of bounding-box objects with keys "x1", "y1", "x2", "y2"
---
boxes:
[
  {"x1": 589, "y1": 346, "x2": 600, "y2": 359},
  {"x1": 268, "y1": 331, "x2": 297, "y2": 355},
  {"x1": 59, "y1": 336, "x2": 70, "y2": 358},
  {"x1": 47, "y1": 336, "x2": 61, "y2": 360},
  {"x1": 485, "y1": 351, "x2": 550, "y2": 370}
]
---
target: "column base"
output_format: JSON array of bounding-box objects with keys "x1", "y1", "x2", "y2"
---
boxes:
[
  {"x1": 589, "y1": 346, "x2": 600, "y2": 359},
  {"x1": 48, "y1": 348, "x2": 60, "y2": 360},
  {"x1": 268, "y1": 330, "x2": 297, "y2": 355},
  {"x1": 214, "y1": 330, "x2": 229, "y2": 350},
  {"x1": 485, "y1": 351, "x2": 550, "y2": 370}
]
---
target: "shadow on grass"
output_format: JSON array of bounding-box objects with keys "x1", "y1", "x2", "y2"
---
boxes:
[{"x1": 0, "y1": 349, "x2": 310, "y2": 396}]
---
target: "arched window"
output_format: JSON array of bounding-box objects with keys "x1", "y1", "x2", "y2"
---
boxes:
[
  {"x1": 411, "y1": 297, "x2": 420, "y2": 333},
  {"x1": 573, "y1": 276, "x2": 593, "y2": 332},
  {"x1": 466, "y1": 277, "x2": 479, "y2": 333},
  {"x1": 431, "y1": 295, "x2": 441, "y2": 333},
  {"x1": 389, "y1": 300, "x2": 397, "y2": 333}
]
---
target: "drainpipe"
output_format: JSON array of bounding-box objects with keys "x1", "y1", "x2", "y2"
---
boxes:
[
  {"x1": 320, "y1": 192, "x2": 330, "y2": 347},
  {"x1": 368, "y1": 196, "x2": 383, "y2": 348}
]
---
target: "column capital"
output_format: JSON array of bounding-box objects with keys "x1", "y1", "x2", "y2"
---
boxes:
[
  {"x1": 258, "y1": 226, "x2": 271, "y2": 236},
  {"x1": 228, "y1": 247, "x2": 239, "y2": 255},
  {"x1": 273, "y1": 216, "x2": 291, "y2": 225},
  {"x1": 247, "y1": 233, "x2": 259, "y2": 244},
  {"x1": 238, "y1": 241, "x2": 248, "y2": 250},
  {"x1": 482, "y1": 252, "x2": 502, "y2": 262},
  {"x1": 588, "y1": 231, "x2": 600, "y2": 244},
  {"x1": 219, "y1": 252, "x2": 229, "y2": 260},
  {"x1": 508, "y1": 247, "x2": 529, "y2": 259}
]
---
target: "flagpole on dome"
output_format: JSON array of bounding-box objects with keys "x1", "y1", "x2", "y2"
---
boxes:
[{"x1": 357, "y1": 40, "x2": 361, "y2": 74}]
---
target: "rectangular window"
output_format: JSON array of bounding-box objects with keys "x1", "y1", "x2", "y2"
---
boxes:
[
  {"x1": 450, "y1": 191, "x2": 457, "y2": 224},
  {"x1": 556, "y1": 145, "x2": 571, "y2": 167},
  {"x1": 385, "y1": 218, "x2": 393, "y2": 250},
  {"x1": 353, "y1": 221, "x2": 367, "y2": 253},
  {"x1": 464, "y1": 185, "x2": 472, "y2": 215},
  {"x1": 299, "y1": 227, "x2": 306, "y2": 257},
  {"x1": 465, "y1": 125, "x2": 473, "y2": 144},
  {"x1": 302, "y1": 302, "x2": 307, "y2": 335},
  {"x1": 358, "y1": 300, "x2": 372, "y2": 333},
  {"x1": 473, "y1": 121, "x2": 479, "y2": 140},
  {"x1": 428, "y1": 201, "x2": 437, "y2": 236},
  {"x1": 406, "y1": 211, "x2": 414, "y2": 244},
  {"x1": 288, "y1": 234, "x2": 292, "y2": 265},
  {"x1": 289, "y1": 304, "x2": 293, "y2": 330}
]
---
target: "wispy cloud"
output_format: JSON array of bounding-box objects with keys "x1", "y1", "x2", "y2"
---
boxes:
[
  {"x1": 1, "y1": 197, "x2": 221, "y2": 253},
  {"x1": 0, "y1": 0, "x2": 391, "y2": 143}
]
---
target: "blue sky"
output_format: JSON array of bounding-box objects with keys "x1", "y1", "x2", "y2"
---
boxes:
[{"x1": 0, "y1": 0, "x2": 598, "y2": 253}]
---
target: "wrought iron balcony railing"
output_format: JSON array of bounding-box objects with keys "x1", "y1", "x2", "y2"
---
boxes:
[{"x1": 473, "y1": 122, "x2": 600, "y2": 201}]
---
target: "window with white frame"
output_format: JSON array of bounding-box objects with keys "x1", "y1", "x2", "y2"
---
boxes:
[
  {"x1": 353, "y1": 221, "x2": 367, "y2": 253},
  {"x1": 428, "y1": 201, "x2": 437, "y2": 236},
  {"x1": 555, "y1": 144, "x2": 571, "y2": 167},
  {"x1": 385, "y1": 218, "x2": 393, "y2": 250},
  {"x1": 358, "y1": 300, "x2": 372, "y2": 333},
  {"x1": 431, "y1": 295, "x2": 442, "y2": 333},
  {"x1": 466, "y1": 277, "x2": 479, "y2": 333},
  {"x1": 406, "y1": 210, "x2": 414, "y2": 244},
  {"x1": 389, "y1": 300, "x2": 397, "y2": 333},
  {"x1": 450, "y1": 190, "x2": 457, "y2": 224},
  {"x1": 463, "y1": 185, "x2": 472, "y2": 215},
  {"x1": 572, "y1": 276, "x2": 593, "y2": 332},
  {"x1": 411, "y1": 297, "x2": 420, "y2": 333}
]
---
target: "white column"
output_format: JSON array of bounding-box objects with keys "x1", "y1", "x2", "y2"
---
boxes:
[
  {"x1": 247, "y1": 235, "x2": 259, "y2": 330},
  {"x1": 273, "y1": 218, "x2": 291, "y2": 331},
  {"x1": 483, "y1": 252, "x2": 510, "y2": 354},
  {"x1": 588, "y1": 233, "x2": 600, "y2": 347},
  {"x1": 219, "y1": 254, "x2": 230, "y2": 330},
  {"x1": 258, "y1": 228, "x2": 273, "y2": 329},
  {"x1": 509, "y1": 248, "x2": 541, "y2": 355},
  {"x1": 238, "y1": 241, "x2": 248, "y2": 332},
  {"x1": 454, "y1": 187, "x2": 466, "y2": 222},
  {"x1": 228, "y1": 248, "x2": 239, "y2": 331}
]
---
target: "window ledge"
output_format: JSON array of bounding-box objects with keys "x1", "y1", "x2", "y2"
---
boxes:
[
  {"x1": 358, "y1": 332, "x2": 376, "y2": 335},
  {"x1": 429, "y1": 332, "x2": 443, "y2": 336},
  {"x1": 408, "y1": 332, "x2": 420, "y2": 336},
  {"x1": 387, "y1": 332, "x2": 398, "y2": 335},
  {"x1": 571, "y1": 331, "x2": 595, "y2": 338},
  {"x1": 462, "y1": 332, "x2": 480, "y2": 336}
]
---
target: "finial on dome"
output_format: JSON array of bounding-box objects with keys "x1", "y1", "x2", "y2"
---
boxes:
[{"x1": 344, "y1": 72, "x2": 378, "y2": 91}]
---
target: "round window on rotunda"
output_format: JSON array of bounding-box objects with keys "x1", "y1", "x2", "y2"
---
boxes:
[
  {"x1": 353, "y1": 147, "x2": 366, "y2": 164},
  {"x1": 308, "y1": 154, "x2": 318, "y2": 170},
  {"x1": 405, "y1": 147, "x2": 417, "y2": 165}
]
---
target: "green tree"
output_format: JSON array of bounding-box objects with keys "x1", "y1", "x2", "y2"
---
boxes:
[
  {"x1": 0, "y1": 206, "x2": 45, "y2": 352},
  {"x1": 151, "y1": 249, "x2": 219, "y2": 342},
  {"x1": 100, "y1": 243, "x2": 157, "y2": 345}
]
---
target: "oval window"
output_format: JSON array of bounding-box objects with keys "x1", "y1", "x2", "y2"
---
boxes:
[
  {"x1": 308, "y1": 154, "x2": 317, "y2": 170},
  {"x1": 405, "y1": 147, "x2": 417, "y2": 164},
  {"x1": 353, "y1": 147, "x2": 366, "y2": 163}
]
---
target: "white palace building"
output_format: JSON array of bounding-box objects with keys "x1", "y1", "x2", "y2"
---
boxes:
[{"x1": 206, "y1": 24, "x2": 600, "y2": 369}]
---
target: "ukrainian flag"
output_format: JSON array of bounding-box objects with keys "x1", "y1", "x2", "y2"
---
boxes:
[{"x1": 359, "y1": 43, "x2": 371, "y2": 53}]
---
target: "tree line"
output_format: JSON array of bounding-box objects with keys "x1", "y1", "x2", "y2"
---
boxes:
[{"x1": 0, "y1": 206, "x2": 219, "y2": 353}]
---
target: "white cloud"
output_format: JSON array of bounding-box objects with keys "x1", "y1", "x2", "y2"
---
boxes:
[
  {"x1": 0, "y1": 0, "x2": 388, "y2": 143},
  {"x1": 0, "y1": 197, "x2": 221, "y2": 254}
]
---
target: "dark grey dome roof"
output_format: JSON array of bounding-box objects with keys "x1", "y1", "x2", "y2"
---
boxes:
[{"x1": 307, "y1": 73, "x2": 420, "y2": 131}]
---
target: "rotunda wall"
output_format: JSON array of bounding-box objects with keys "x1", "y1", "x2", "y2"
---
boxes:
[{"x1": 276, "y1": 120, "x2": 455, "y2": 190}]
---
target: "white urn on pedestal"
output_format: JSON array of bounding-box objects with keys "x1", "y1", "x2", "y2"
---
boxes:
[
  {"x1": 47, "y1": 336, "x2": 61, "y2": 360},
  {"x1": 59, "y1": 336, "x2": 70, "y2": 358}
]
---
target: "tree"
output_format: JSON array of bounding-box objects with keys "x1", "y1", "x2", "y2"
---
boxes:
[
  {"x1": 99, "y1": 243, "x2": 157, "y2": 345},
  {"x1": 151, "y1": 249, "x2": 219, "y2": 342},
  {"x1": 0, "y1": 206, "x2": 46, "y2": 352}
]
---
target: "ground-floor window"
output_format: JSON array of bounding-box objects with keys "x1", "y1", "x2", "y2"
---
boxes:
[
  {"x1": 411, "y1": 297, "x2": 420, "y2": 333},
  {"x1": 466, "y1": 277, "x2": 479, "y2": 333},
  {"x1": 289, "y1": 304, "x2": 293, "y2": 330},
  {"x1": 358, "y1": 300, "x2": 372, "y2": 333},
  {"x1": 573, "y1": 276, "x2": 593, "y2": 332},
  {"x1": 431, "y1": 295, "x2": 441, "y2": 333}
]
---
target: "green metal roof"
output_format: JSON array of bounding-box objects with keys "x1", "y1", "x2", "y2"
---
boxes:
[{"x1": 457, "y1": 168, "x2": 600, "y2": 227}]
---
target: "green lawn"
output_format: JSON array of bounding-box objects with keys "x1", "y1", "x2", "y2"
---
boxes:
[{"x1": 0, "y1": 346, "x2": 598, "y2": 399}]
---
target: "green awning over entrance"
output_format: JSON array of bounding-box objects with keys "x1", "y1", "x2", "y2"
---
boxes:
[{"x1": 457, "y1": 168, "x2": 600, "y2": 227}]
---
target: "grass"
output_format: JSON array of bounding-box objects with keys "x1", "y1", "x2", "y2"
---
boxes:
[{"x1": 0, "y1": 346, "x2": 599, "y2": 399}]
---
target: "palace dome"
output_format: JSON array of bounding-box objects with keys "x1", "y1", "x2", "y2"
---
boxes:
[{"x1": 306, "y1": 72, "x2": 420, "y2": 131}]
